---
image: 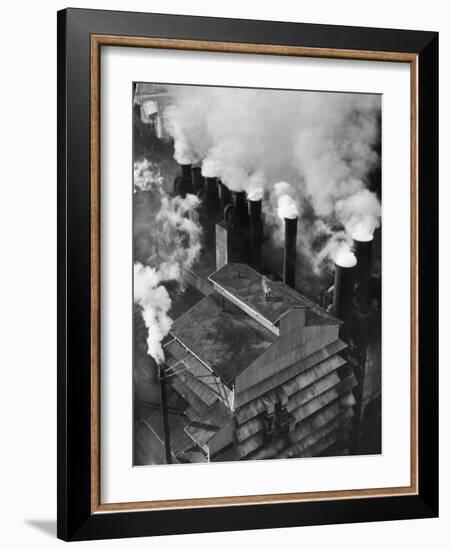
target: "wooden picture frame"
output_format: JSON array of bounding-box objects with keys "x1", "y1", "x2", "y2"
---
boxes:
[{"x1": 57, "y1": 8, "x2": 438, "y2": 541}]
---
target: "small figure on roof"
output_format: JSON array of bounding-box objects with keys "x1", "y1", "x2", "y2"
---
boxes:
[{"x1": 262, "y1": 276, "x2": 272, "y2": 301}]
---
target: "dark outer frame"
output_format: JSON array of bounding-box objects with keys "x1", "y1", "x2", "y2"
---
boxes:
[{"x1": 57, "y1": 7, "x2": 438, "y2": 542}]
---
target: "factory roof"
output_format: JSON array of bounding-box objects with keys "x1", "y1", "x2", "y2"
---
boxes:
[
  {"x1": 184, "y1": 399, "x2": 234, "y2": 449},
  {"x1": 209, "y1": 263, "x2": 340, "y2": 328},
  {"x1": 169, "y1": 293, "x2": 276, "y2": 386}
]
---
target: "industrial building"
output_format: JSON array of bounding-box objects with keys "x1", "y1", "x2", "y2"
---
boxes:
[
  {"x1": 133, "y1": 82, "x2": 172, "y2": 143},
  {"x1": 134, "y1": 161, "x2": 382, "y2": 464}
]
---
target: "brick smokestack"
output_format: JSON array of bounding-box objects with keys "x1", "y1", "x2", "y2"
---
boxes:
[
  {"x1": 248, "y1": 198, "x2": 263, "y2": 268},
  {"x1": 283, "y1": 217, "x2": 298, "y2": 288}
]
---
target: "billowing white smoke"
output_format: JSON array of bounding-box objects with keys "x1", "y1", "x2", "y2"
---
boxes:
[
  {"x1": 134, "y1": 263, "x2": 173, "y2": 364},
  {"x1": 247, "y1": 186, "x2": 264, "y2": 201},
  {"x1": 277, "y1": 195, "x2": 299, "y2": 220},
  {"x1": 164, "y1": 86, "x2": 297, "y2": 197},
  {"x1": 133, "y1": 158, "x2": 164, "y2": 192},
  {"x1": 335, "y1": 189, "x2": 380, "y2": 241},
  {"x1": 334, "y1": 244, "x2": 357, "y2": 268},
  {"x1": 265, "y1": 181, "x2": 301, "y2": 242},
  {"x1": 134, "y1": 191, "x2": 202, "y2": 363},
  {"x1": 156, "y1": 194, "x2": 202, "y2": 271},
  {"x1": 292, "y1": 94, "x2": 379, "y2": 219},
  {"x1": 312, "y1": 224, "x2": 355, "y2": 273},
  {"x1": 163, "y1": 86, "x2": 381, "y2": 265},
  {"x1": 164, "y1": 88, "x2": 213, "y2": 165}
]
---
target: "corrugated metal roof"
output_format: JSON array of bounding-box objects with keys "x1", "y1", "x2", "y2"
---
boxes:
[
  {"x1": 239, "y1": 395, "x2": 355, "y2": 461},
  {"x1": 277, "y1": 415, "x2": 353, "y2": 459},
  {"x1": 184, "y1": 399, "x2": 233, "y2": 449},
  {"x1": 290, "y1": 380, "x2": 356, "y2": 425},
  {"x1": 209, "y1": 263, "x2": 340, "y2": 327},
  {"x1": 235, "y1": 415, "x2": 264, "y2": 443},
  {"x1": 170, "y1": 294, "x2": 276, "y2": 386},
  {"x1": 289, "y1": 398, "x2": 355, "y2": 446},
  {"x1": 300, "y1": 430, "x2": 351, "y2": 458},
  {"x1": 234, "y1": 338, "x2": 347, "y2": 408},
  {"x1": 287, "y1": 371, "x2": 341, "y2": 413},
  {"x1": 237, "y1": 432, "x2": 264, "y2": 458},
  {"x1": 170, "y1": 376, "x2": 208, "y2": 415},
  {"x1": 234, "y1": 371, "x2": 355, "y2": 445}
]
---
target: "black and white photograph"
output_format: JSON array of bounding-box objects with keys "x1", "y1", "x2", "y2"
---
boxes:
[
  {"x1": 0, "y1": 0, "x2": 443, "y2": 546},
  {"x1": 132, "y1": 83, "x2": 382, "y2": 465}
]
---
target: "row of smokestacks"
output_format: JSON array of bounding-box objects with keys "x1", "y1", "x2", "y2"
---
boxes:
[
  {"x1": 173, "y1": 164, "x2": 376, "y2": 332},
  {"x1": 173, "y1": 163, "x2": 296, "y2": 281},
  {"x1": 174, "y1": 165, "x2": 266, "y2": 270}
]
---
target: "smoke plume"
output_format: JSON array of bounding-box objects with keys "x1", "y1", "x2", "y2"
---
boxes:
[
  {"x1": 155, "y1": 194, "x2": 203, "y2": 272},
  {"x1": 134, "y1": 263, "x2": 173, "y2": 364},
  {"x1": 163, "y1": 86, "x2": 381, "y2": 266},
  {"x1": 133, "y1": 185, "x2": 202, "y2": 363},
  {"x1": 335, "y1": 189, "x2": 380, "y2": 241},
  {"x1": 247, "y1": 186, "x2": 264, "y2": 202},
  {"x1": 334, "y1": 244, "x2": 357, "y2": 268},
  {"x1": 134, "y1": 158, "x2": 164, "y2": 192},
  {"x1": 277, "y1": 195, "x2": 299, "y2": 220}
]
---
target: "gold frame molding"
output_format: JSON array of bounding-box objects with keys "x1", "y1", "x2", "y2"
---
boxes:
[{"x1": 90, "y1": 35, "x2": 419, "y2": 514}]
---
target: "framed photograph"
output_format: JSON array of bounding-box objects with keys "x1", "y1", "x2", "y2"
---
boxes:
[{"x1": 57, "y1": 8, "x2": 438, "y2": 541}]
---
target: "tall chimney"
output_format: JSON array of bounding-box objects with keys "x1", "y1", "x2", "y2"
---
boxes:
[
  {"x1": 197, "y1": 177, "x2": 221, "y2": 250},
  {"x1": 181, "y1": 164, "x2": 191, "y2": 179},
  {"x1": 283, "y1": 217, "x2": 298, "y2": 288},
  {"x1": 248, "y1": 199, "x2": 263, "y2": 268},
  {"x1": 202, "y1": 177, "x2": 221, "y2": 218},
  {"x1": 333, "y1": 262, "x2": 356, "y2": 332},
  {"x1": 218, "y1": 181, "x2": 232, "y2": 219},
  {"x1": 173, "y1": 163, "x2": 193, "y2": 197},
  {"x1": 222, "y1": 191, "x2": 250, "y2": 263},
  {"x1": 158, "y1": 363, "x2": 172, "y2": 464},
  {"x1": 191, "y1": 166, "x2": 204, "y2": 195},
  {"x1": 231, "y1": 191, "x2": 247, "y2": 223},
  {"x1": 354, "y1": 237, "x2": 373, "y2": 306}
]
